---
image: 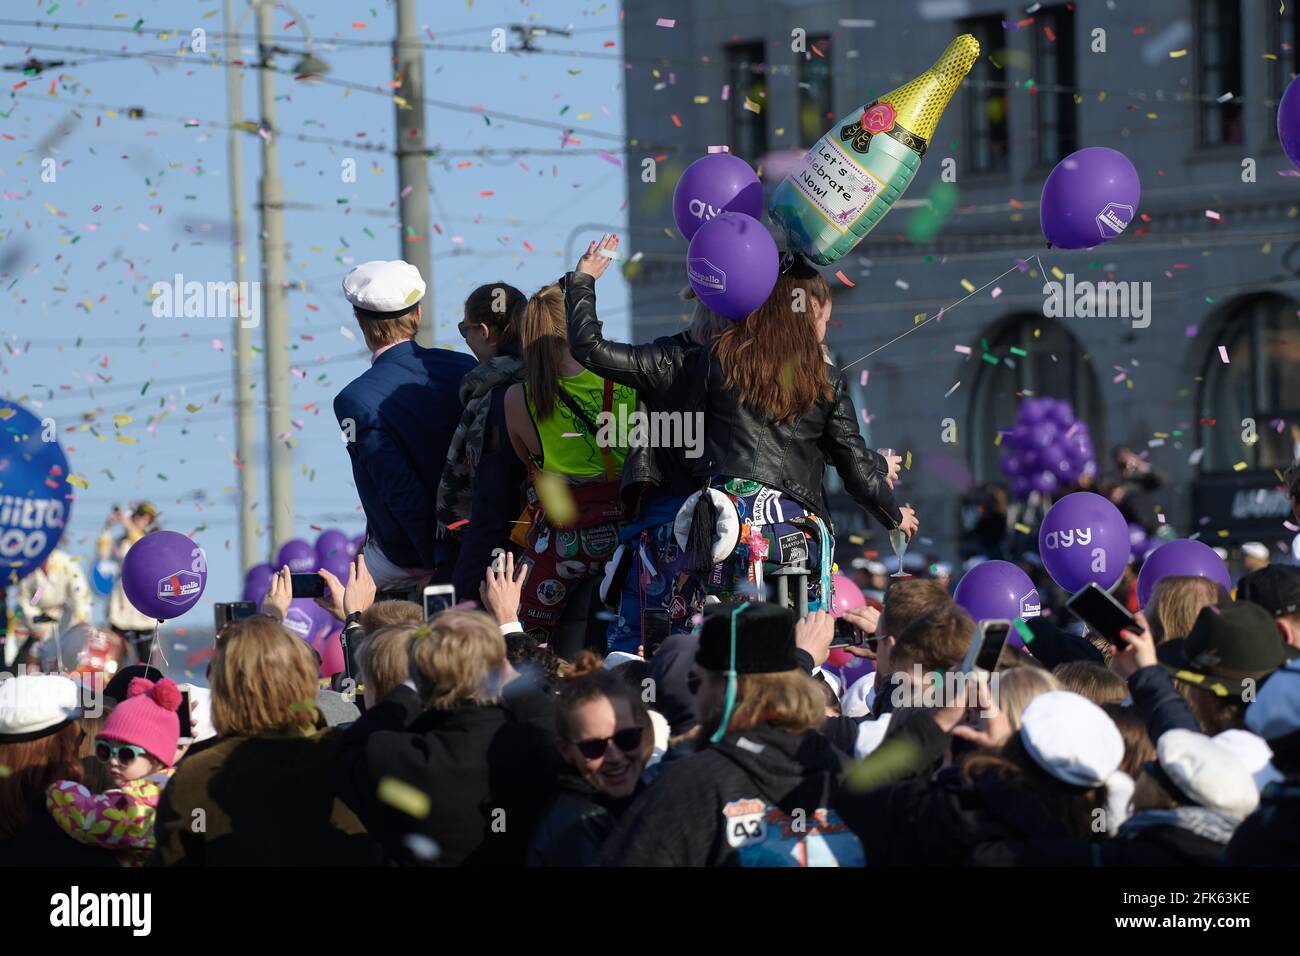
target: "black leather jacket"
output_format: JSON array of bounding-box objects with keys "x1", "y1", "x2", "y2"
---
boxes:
[
  {"x1": 564, "y1": 271, "x2": 902, "y2": 532},
  {"x1": 564, "y1": 271, "x2": 703, "y2": 515},
  {"x1": 690, "y1": 347, "x2": 903, "y2": 532}
]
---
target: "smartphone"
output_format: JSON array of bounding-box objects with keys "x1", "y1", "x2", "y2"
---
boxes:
[
  {"x1": 176, "y1": 685, "x2": 194, "y2": 745},
  {"x1": 422, "y1": 584, "x2": 456, "y2": 620},
  {"x1": 974, "y1": 620, "x2": 1011, "y2": 673},
  {"x1": 1066, "y1": 582, "x2": 1137, "y2": 645},
  {"x1": 959, "y1": 619, "x2": 1013, "y2": 675},
  {"x1": 290, "y1": 572, "x2": 326, "y2": 600},
  {"x1": 830, "y1": 617, "x2": 867, "y2": 648},
  {"x1": 213, "y1": 601, "x2": 257, "y2": 631}
]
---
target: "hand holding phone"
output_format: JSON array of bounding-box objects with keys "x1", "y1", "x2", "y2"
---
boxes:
[
  {"x1": 175, "y1": 685, "x2": 194, "y2": 745},
  {"x1": 830, "y1": 617, "x2": 867, "y2": 648},
  {"x1": 423, "y1": 584, "x2": 456, "y2": 620}
]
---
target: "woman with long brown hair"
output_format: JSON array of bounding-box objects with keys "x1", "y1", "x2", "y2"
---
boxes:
[{"x1": 504, "y1": 283, "x2": 637, "y2": 659}]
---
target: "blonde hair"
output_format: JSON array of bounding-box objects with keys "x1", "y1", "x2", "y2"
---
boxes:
[
  {"x1": 1147, "y1": 576, "x2": 1228, "y2": 643},
  {"x1": 355, "y1": 305, "x2": 422, "y2": 351},
  {"x1": 209, "y1": 616, "x2": 320, "y2": 734},
  {"x1": 995, "y1": 667, "x2": 1062, "y2": 734},
  {"x1": 408, "y1": 610, "x2": 507, "y2": 710},
  {"x1": 698, "y1": 669, "x2": 825, "y2": 738},
  {"x1": 1052, "y1": 661, "x2": 1128, "y2": 706},
  {"x1": 359, "y1": 600, "x2": 423, "y2": 635},
  {"x1": 519, "y1": 284, "x2": 566, "y2": 419},
  {"x1": 359, "y1": 624, "x2": 418, "y2": 705}
]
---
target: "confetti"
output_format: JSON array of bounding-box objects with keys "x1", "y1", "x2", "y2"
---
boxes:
[
  {"x1": 534, "y1": 471, "x2": 577, "y2": 527},
  {"x1": 954, "y1": 344, "x2": 972, "y2": 355},
  {"x1": 656, "y1": 18, "x2": 676, "y2": 27},
  {"x1": 1169, "y1": 49, "x2": 1188, "y2": 58},
  {"x1": 1218, "y1": 345, "x2": 1230, "y2": 363},
  {"x1": 376, "y1": 777, "x2": 430, "y2": 819},
  {"x1": 834, "y1": 271, "x2": 856, "y2": 287},
  {"x1": 944, "y1": 381, "x2": 961, "y2": 398},
  {"x1": 66, "y1": 474, "x2": 89, "y2": 489}
]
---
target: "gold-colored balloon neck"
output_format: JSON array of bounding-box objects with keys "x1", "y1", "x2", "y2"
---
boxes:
[{"x1": 933, "y1": 34, "x2": 981, "y2": 78}]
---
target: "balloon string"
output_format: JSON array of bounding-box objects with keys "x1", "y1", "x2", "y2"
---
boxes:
[
  {"x1": 839, "y1": 255, "x2": 1044, "y2": 372},
  {"x1": 148, "y1": 621, "x2": 170, "y2": 670}
]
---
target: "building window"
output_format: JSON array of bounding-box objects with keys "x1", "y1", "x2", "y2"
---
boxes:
[
  {"x1": 961, "y1": 14, "x2": 1010, "y2": 175},
  {"x1": 1196, "y1": 0, "x2": 1244, "y2": 146},
  {"x1": 1032, "y1": 4, "x2": 1077, "y2": 167},
  {"x1": 1199, "y1": 294, "x2": 1300, "y2": 472},
  {"x1": 799, "y1": 35, "x2": 832, "y2": 148},
  {"x1": 726, "y1": 42, "x2": 768, "y2": 162},
  {"x1": 968, "y1": 315, "x2": 1105, "y2": 484},
  {"x1": 1267, "y1": 0, "x2": 1298, "y2": 109}
]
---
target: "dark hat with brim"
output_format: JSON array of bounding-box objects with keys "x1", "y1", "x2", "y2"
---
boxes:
[
  {"x1": 696, "y1": 603, "x2": 799, "y2": 675},
  {"x1": 1157, "y1": 602, "x2": 1288, "y2": 698},
  {"x1": 1237, "y1": 564, "x2": 1300, "y2": 618}
]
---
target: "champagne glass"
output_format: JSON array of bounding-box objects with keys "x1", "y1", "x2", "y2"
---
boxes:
[{"x1": 878, "y1": 448, "x2": 910, "y2": 578}]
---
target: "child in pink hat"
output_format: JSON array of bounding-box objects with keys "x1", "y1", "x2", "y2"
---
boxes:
[{"x1": 46, "y1": 676, "x2": 184, "y2": 866}]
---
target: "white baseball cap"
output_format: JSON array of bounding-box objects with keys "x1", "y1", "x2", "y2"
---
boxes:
[{"x1": 0, "y1": 674, "x2": 81, "y2": 742}]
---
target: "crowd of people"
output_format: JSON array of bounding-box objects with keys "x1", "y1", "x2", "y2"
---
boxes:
[{"x1": 1, "y1": 240, "x2": 1297, "y2": 867}]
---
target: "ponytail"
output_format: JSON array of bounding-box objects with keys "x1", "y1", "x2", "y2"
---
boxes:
[{"x1": 520, "y1": 284, "x2": 566, "y2": 419}]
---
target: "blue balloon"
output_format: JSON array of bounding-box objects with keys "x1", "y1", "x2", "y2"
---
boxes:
[
  {"x1": 91, "y1": 559, "x2": 117, "y2": 597},
  {"x1": 0, "y1": 399, "x2": 74, "y2": 582}
]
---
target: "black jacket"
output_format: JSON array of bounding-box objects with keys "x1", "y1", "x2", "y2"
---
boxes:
[
  {"x1": 337, "y1": 682, "x2": 559, "y2": 867},
  {"x1": 1104, "y1": 809, "x2": 1236, "y2": 866},
  {"x1": 691, "y1": 347, "x2": 901, "y2": 532},
  {"x1": 599, "y1": 725, "x2": 864, "y2": 866},
  {"x1": 838, "y1": 767, "x2": 1098, "y2": 866},
  {"x1": 528, "y1": 772, "x2": 640, "y2": 866},
  {"x1": 565, "y1": 271, "x2": 901, "y2": 531},
  {"x1": 564, "y1": 271, "x2": 703, "y2": 515},
  {"x1": 1223, "y1": 783, "x2": 1300, "y2": 865},
  {"x1": 0, "y1": 790, "x2": 118, "y2": 867}
]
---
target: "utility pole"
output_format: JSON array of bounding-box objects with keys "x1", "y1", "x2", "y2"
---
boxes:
[
  {"x1": 256, "y1": 0, "x2": 294, "y2": 553},
  {"x1": 224, "y1": 0, "x2": 261, "y2": 573},
  {"x1": 394, "y1": 0, "x2": 434, "y2": 347}
]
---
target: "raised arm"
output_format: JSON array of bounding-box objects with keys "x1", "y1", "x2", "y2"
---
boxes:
[{"x1": 819, "y1": 375, "x2": 909, "y2": 533}]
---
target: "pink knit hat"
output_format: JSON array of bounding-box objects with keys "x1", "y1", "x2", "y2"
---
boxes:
[{"x1": 100, "y1": 677, "x2": 182, "y2": 767}]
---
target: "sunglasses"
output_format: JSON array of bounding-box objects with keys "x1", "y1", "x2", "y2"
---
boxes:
[
  {"x1": 456, "y1": 320, "x2": 481, "y2": 340},
  {"x1": 95, "y1": 740, "x2": 149, "y2": 764},
  {"x1": 572, "y1": 727, "x2": 643, "y2": 760}
]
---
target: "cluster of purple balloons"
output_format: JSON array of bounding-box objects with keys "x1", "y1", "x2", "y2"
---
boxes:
[
  {"x1": 999, "y1": 398, "x2": 1096, "y2": 500},
  {"x1": 240, "y1": 529, "x2": 362, "y2": 667},
  {"x1": 672, "y1": 153, "x2": 779, "y2": 321}
]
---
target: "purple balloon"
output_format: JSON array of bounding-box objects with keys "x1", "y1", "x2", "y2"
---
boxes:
[
  {"x1": 1031, "y1": 470, "x2": 1059, "y2": 496},
  {"x1": 283, "y1": 598, "x2": 333, "y2": 644},
  {"x1": 315, "y1": 528, "x2": 350, "y2": 565},
  {"x1": 276, "y1": 538, "x2": 316, "y2": 574},
  {"x1": 319, "y1": 551, "x2": 350, "y2": 583},
  {"x1": 954, "y1": 560, "x2": 1042, "y2": 628},
  {"x1": 1280, "y1": 74, "x2": 1300, "y2": 171},
  {"x1": 1000, "y1": 453, "x2": 1026, "y2": 478},
  {"x1": 120, "y1": 530, "x2": 208, "y2": 621},
  {"x1": 672, "y1": 154, "x2": 765, "y2": 241},
  {"x1": 1049, "y1": 400, "x2": 1075, "y2": 428},
  {"x1": 686, "y1": 212, "x2": 779, "y2": 321},
  {"x1": 1038, "y1": 492, "x2": 1130, "y2": 592},
  {"x1": 1136, "y1": 539, "x2": 1232, "y2": 608},
  {"x1": 1032, "y1": 422, "x2": 1059, "y2": 448},
  {"x1": 1007, "y1": 424, "x2": 1033, "y2": 449},
  {"x1": 1019, "y1": 400, "x2": 1048, "y2": 425},
  {"x1": 242, "y1": 562, "x2": 274, "y2": 604},
  {"x1": 1011, "y1": 476, "x2": 1032, "y2": 499},
  {"x1": 1040, "y1": 147, "x2": 1140, "y2": 250}
]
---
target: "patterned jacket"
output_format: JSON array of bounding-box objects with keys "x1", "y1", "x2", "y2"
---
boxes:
[{"x1": 46, "y1": 769, "x2": 175, "y2": 867}]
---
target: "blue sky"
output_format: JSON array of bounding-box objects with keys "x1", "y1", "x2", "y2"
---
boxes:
[{"x1": 0, "y1": 0, "x2": 629, "y2": 625}]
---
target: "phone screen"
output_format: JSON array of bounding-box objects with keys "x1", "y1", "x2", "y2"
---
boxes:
[
  {"x1": 176, "y1": 688, "x2": 193, "y2": 743},
  {"x1": 1066, "y1": 583, "x2": 1137, "y2": 644},
  {"x1": 214, "y1": 602, "x2": 257, "y2": 631},
  {"x1": 423, "y1": 585, "x2": 456, "y2": 620},
  {"x1": 975, "y1": 622, "x2": 1010, "y2": 672},
  {"x1": 830, "y1": 617, "x2": 866, "y2": 648},
  {"x1": 290, "y1": 573, "x2": 325, "y2": 600}
]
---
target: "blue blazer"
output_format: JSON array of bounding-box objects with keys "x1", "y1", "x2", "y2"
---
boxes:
[{"x1": 334, "y1": 341, "x2": 477, "y2": 570}]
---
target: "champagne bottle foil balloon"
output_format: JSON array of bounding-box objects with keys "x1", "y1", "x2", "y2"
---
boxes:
[{"x1": 768, "y1": 34, "x2": 979, "y2": 266}]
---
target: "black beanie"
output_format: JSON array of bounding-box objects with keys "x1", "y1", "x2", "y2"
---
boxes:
[{"x1": 695, "y1": 603, "x2": 799, "y2": 675}]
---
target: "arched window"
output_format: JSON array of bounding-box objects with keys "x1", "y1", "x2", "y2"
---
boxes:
[
  {"x1": 968, "y1": 314, "x2": 1106, "y2": 483},
  {"x1": 1198, "y1": 293, "x2": 1300, "y2": 472}
]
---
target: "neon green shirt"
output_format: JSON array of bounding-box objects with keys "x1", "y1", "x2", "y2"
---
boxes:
[{"x1": 525, "y1": 368, "x2": 636, "y2": 478}]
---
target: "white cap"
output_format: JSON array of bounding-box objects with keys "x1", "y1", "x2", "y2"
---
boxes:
[
  {"x1": 342, "y1": 260, "x2": 426, "y2": 314},
  {"x1": 0, "y1": 674, "x2": 81, "y2": 741},
  {"x1": 1156, "y1": 729, "x2": 1260, "y2": 820},
  {"x1": 1242, "y1": 541, "x2": 1269, "y2": 561},
  {"x1": 1214, "y1": 729, "x2": 1284, "y2": 793},
  {"x1": 1213, "y1": 547, "x2": 1230, "y2": 561},
  {"x1": 602, "y1": 651, "x2": 644, "y2": 670},
  {"x1": 1019, "y1": 691, "x2": 1124, "y2": 787},
  {"x1": 1246, "y1": 657, "x2": 1300, "y2": 742},
  {"x1": 853, "y1": 712, "x2": 892, "y2": 758}
]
